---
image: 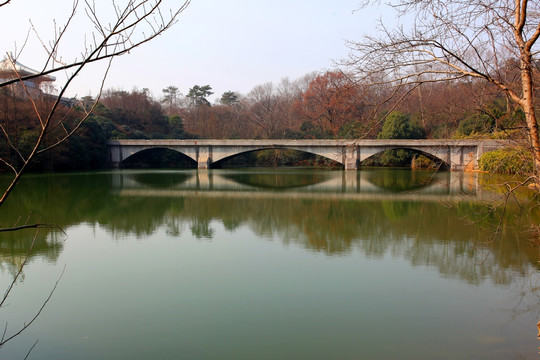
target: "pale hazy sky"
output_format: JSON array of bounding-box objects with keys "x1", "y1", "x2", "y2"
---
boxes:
[{"x1": 0, "y1": 0, "x2": 394, "y2": 102}]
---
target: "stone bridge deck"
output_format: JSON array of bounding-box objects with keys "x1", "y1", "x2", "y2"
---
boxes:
[{"x1": 108, "y1": 139, "x2": 510, "y2": 171}]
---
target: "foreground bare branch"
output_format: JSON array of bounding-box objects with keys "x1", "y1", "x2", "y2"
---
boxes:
[{"x1": 0, "y1": 0, "x2": 191, "y2": 208}]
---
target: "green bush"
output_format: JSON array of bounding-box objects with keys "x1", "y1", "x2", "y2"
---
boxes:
[
  {"x1": 338, "y1": 120, "x2": 367, "y2": 139},
  {"x1": 456, "y1": 114, "x2": 495, "y2": 137},
  {"x1": 452, "y1": 129, "x2": 512, "y2": 140},
  {"x1": 378, "y1": 111, "x2": 425, "y2": 139},
  {"x1": 479, "y1": 148, "x2": 533, "y2": 175},
  {"x1": 412, "y1": 155, "x2": 438, "y2": 169}
]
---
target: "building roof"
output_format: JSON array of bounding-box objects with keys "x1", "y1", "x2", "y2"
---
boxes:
[{"x1": 0, "y1": 56, "x2": 56, "y2": 82}]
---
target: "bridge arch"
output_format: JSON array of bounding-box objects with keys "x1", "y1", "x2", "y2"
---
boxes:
[
  {"x1": 118, "y1": 146, "x2": 197, "y2": 168},
  {"x1": 211, "y1": 147, "x2": 343, "y2": 168},
  {"x1": 360, "y1": 147, "x2": 450, "y2": 169},
  {"x1": 113, "y1": 144, "x2": 344, "y2": 169}
]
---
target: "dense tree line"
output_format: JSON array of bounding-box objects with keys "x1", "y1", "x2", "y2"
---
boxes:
[
  {"x1": 0, "y1": 68, "x2": 530, "y2": 171},
  {"x1": 166, "y1": 71, "x2": 526, "y2": 143}
]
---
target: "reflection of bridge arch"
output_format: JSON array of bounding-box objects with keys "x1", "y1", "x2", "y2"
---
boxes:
[
  {"x1": 112, "y1": 169, "x2": 482, "y2": 198},
  {"x1": 108, "y1": 139, "x2": 509, "y2": 171}
]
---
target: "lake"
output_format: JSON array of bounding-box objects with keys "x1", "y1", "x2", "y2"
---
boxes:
[{"x1": 0, "y1": 168, "x2": 538, "y2": 359}]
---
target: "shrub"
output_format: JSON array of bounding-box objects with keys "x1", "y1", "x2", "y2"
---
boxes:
[
  {"x1": 378, "y1": 111, "x2": 425, "y2": 139},
  {"x1": 456, "y1": 114, "x2": 495, "y2": 137},
  {"x1": 479, "y1": 148, "x2": 533, "y2": 175},
  {"x1": 412, "y1": 155, "x2": 438, "y2": 169}
]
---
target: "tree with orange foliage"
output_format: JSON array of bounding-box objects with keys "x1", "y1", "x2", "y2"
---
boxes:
[{"x1": 296, "y1": 71, "x2": 364, "y2": 137}]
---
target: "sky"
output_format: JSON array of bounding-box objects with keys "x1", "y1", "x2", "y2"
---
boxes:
[{"x1": 0, "y1": 0, "x2": 395, "y2": 102}]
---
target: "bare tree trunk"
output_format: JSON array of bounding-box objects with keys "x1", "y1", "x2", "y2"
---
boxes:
[{"x1": 521, "y1": 61, "x2": 540, "y2": 175}]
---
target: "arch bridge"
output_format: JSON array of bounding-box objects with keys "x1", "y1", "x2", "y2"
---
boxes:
[{"x1": 108, "y1": 139, "x2": 509, "y2": 171}]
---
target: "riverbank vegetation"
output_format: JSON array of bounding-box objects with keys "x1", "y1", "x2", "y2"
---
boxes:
[
  {"x1": 479, "y1": 148, "x2": 534, "y2": 175},
  {"x1": 1, "y1": 2, "x2": 538, "y2": 178},
  {"x1": 1, "y1": 70, "x2": 531, "y2": 172}
]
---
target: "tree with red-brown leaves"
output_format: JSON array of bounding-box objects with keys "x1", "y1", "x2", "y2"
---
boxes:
[
  {"x1": 296, "y1": 71, "x2": 365, "y2": 137},
  {"x1": 100, "y1": 89, "x2": 169, "y2": 137}
]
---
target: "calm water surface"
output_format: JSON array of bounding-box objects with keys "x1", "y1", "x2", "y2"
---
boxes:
[{"x1": 0, "y1": 168, "x2": 539, "y2": 359}]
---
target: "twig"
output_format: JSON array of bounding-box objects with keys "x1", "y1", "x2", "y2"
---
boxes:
[{"x1": 0, "y1": 223, "x2": 62, "y2": 233}]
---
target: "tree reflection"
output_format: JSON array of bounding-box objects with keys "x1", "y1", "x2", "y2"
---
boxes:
[
  {"x1": 0, "y1": 171, "x2": 537, "y2": 287},
  {"x1": 0, "y1": 230, "x2": 63, "y2": 278},
  {"x1": 381, "y1": 201, "x2": 419, "y2": 220},
  {"x1": 190, "y1": 218, "x2": 214, "y2": 239},
  {"x1": 131, "y1": 172, "x2": 190, "y2": 188},
  {"x1": 364, "y1": 168, "x2": 439, "y2": 192}
]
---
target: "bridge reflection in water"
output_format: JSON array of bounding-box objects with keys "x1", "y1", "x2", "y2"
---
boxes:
[{"x1": 111, "y1": 169, "x2": 489, "y2": 202}]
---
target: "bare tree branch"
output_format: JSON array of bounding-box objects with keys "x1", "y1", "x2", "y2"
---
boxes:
[
  {"x1": 0, "y1": 265, "x2": 66, "y2": 349},
  {"x1": 0, "y1": 1, "x2": 190, "y2": 89},
  {"x1": 23, "y1": 339, "x2": 39, "y2": 360},
  {"x1": 0, "y1": 0, "x2": 191, "y2": 207},
  {"x1": 343, "y1": 0, "x2": 540, "y2": 181}
]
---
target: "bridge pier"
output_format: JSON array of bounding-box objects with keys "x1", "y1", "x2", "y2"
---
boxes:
[
  {"x1": 447, "y1": 145, "x2": 477, "y2": 171},
  {"x1": 197, "y1": 146, "x2": 212, "y2": 169},
  {"x1": 343, "y1": 146, "x2": 360, "y2": 170},
  {"x1": 198, "y1": 159, "x2": 211, "y2": 169}
]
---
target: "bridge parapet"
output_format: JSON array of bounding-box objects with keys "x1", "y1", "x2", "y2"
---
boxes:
[{"x1": 108, "y1": 139, "x2": 511, "y2": 171}]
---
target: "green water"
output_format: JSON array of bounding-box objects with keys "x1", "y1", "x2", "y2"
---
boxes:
[{"x1": 0, "y1": 168, "x2": 538, "y2": 359}]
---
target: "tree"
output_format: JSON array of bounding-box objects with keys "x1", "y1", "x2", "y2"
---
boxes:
[
  {"x1": 296, "y1": 71, "x2": 365, "y2": 137},
  {"x1": 275, "y1": 76, "x2": 313, "y2": 137},
  {"x1": 220, "y1": 91, "x2": 239, "y2": 105},
  {"x1": 345, "y1": 0, "x2": 540, "y2": 180},
  {"x1": 187, "y1": 85, "x2": 213, "y2": 107},
  {"x1": 378, "y1": 111, "x2": 425, "y2": 140},
  {"x1": 396, "y1": 81, "x2": 485, "y2": 138},
  {"x1": 101, "y1": 89, "x2": 169, "y2": 137},
  {"x1": 162, "y1": 85, "x2": 181, "y2": 113},
  {"x1": 373, "y1": 111, "x2": 426, "y2": 167},
  {"x1": 247, "y1": 82, "x2": 281, "y2": 138},
  {"x1": 168, "y1": 114, "x2": 186, "y2": 138}
]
